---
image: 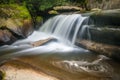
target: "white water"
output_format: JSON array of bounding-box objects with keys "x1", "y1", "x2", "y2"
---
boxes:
[
  {"x1": 0, "y1": 14, "x2": 92, "y2": 57},
  {"x1": 40, "y1": 14, "x2": 90, "y2": 45}
]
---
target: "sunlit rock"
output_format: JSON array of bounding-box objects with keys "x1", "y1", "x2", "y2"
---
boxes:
[
  {"x1": 0, "y1": 60, "x2": 59, "y2": 80},
  {"x1": 53, "y1": 6, "x2": 83, "y2": 13}
]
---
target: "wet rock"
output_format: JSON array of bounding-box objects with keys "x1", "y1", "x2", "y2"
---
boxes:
[
  {"x1": 76, "y1": 40, "x2": 120, "y2": 61},
  {"x1": 0, "y1": 60, "x2": 59, "y2": 80}
]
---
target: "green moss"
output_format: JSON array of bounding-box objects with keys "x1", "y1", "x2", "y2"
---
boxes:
[{"x1": 0, "y1": 4, "x2": 31, "y2": 19}]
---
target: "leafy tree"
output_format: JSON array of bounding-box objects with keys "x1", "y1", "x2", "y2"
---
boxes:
[
  {"x1": 24, "y1": 0, "x2": 69, "y2": 24},
  {"x1": 0, "y1": 0, "x2": 89, "y2": 26}
]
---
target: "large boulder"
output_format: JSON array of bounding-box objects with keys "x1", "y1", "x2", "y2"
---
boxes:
[{"x1": 0, "y1": 4, "x2": 33, "y2": 45}]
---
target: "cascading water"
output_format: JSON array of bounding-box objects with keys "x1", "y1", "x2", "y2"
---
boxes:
[{"x1": 40, "y1": 14, "x2": 90, "y2": 45}]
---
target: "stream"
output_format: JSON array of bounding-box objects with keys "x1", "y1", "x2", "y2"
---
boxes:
[{"x1": 0, "y1": 14, "x2": 120, "y2": 80}]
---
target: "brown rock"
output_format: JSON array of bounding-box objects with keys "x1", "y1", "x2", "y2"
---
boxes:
[{"x1": 5, "y1": 18, "x2": 33, "y2": 38}]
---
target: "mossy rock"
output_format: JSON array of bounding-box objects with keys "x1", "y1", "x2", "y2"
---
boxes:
[{"x1": 0, "y1": 4, "x2": 33, "y2": 45}]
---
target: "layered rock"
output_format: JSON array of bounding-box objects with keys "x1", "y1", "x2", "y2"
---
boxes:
[
  {"x1": 76, "y1": 40, "x2": 120, "y2": 61},
  {"x1": 76, "y1": 9, "x2": 120, "y2": 60},
  {"x1": 87, "y1": 9, "x2": 120, "y2": 46}
]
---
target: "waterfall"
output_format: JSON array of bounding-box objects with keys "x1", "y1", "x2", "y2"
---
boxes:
[{"x1": 40, "y1": 14, "x2": 90, "y2": 45}]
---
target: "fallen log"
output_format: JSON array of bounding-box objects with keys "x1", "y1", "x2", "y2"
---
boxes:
[
  {"x1": 31, "y1": 37, "x2": 57, "y2": 47},
  {"x1": 76, "y1": 40, "x2": 120, "y2": 61}
]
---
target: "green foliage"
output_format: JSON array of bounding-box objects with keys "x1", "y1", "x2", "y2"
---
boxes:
[
  {"x1": 0, "y1": 0, "x2": 88, "y2": 14},
  {"x1": 24, "y1": 0, "x2": 68, "y2": 11},
  {"x1": 14, "y1": 4, "x2": 31, "y2": 19},
  {"x1": 23, "y1": 0, "x2": 69, "y2": 24}
]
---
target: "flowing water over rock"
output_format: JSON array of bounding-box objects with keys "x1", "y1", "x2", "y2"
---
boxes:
[
  {"x1": 0, "y1": 14, "x2": 120, "y2": 80},
  {"x1": 40, "y1": 14, "x2": 90, "y2": 45}
]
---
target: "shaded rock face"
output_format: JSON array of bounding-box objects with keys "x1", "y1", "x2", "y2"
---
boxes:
[
  {"x1": 0, "y1": 30, "x2": 17, "y2": 45},
  {"x1": 89, "y1": 27, "x2": 120, "y2": 46},
  {"x1": 87, "y1": 0, "x2": 120, "y2": 10},
  {"x1": 0, "y1": 5, "x2": 33, "y2": 46}
]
